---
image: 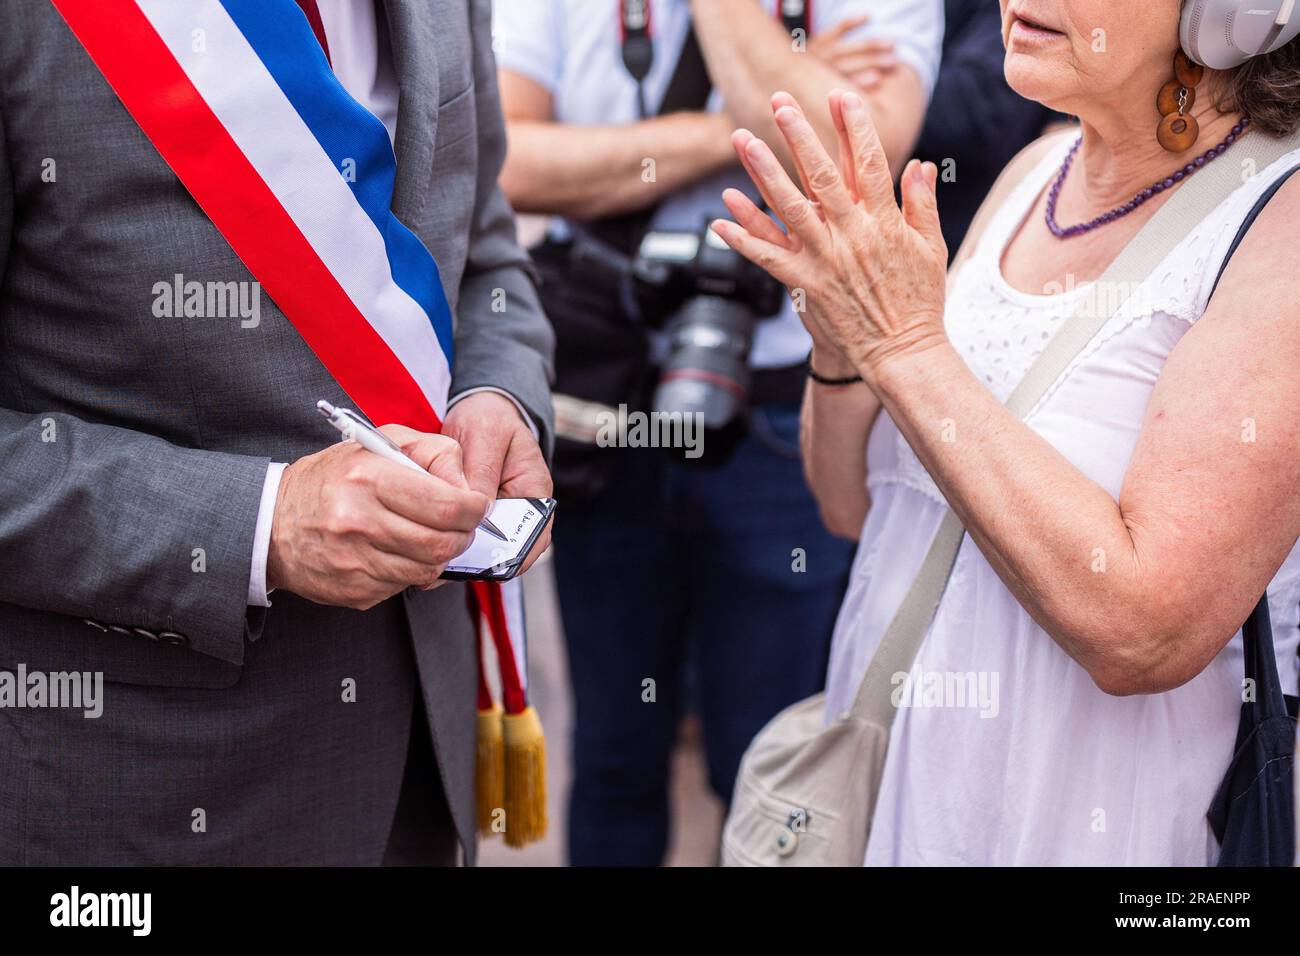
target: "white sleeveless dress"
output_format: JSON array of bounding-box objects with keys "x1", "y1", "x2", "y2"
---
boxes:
[{"x1": 823, "y1": 136, "x2": 1300, "y2": 866}]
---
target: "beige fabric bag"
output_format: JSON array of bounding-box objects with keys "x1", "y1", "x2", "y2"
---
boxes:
[{"x1": 721, "y1": 129, "x2": 1300, "y2": 867}]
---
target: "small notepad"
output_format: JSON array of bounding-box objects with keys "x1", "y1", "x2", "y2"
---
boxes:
[{"x1": 442, "y1": 497, "x2": 557, "y2": 581}]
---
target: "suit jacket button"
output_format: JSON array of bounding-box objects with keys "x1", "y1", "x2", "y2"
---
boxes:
[
  {"x1": 108, "y1": 624, "x2": 132, "y2": 637},
  {"x1": 83, "y1": 618, "x2": 109, "y2": 632},
  {"x1": 133, "y1": 627, "x2": 160, "y2": 641},
  {"x1": 158, "y1": 631, "x2": 189, "y2": 646}
]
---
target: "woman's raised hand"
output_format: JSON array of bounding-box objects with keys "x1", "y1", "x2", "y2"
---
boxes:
[{"x1": 713, "y1": 90, "x2": 950, "y2": 385}]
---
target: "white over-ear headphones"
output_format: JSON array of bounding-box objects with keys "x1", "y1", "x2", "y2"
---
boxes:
[{"x1": 1181, "y1": 0, "x2": 1300, "y2": 69}]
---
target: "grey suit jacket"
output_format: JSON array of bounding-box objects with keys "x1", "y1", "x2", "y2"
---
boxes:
[{"x1": 0, "y1": 0, "x2": 554, "y2": 864}]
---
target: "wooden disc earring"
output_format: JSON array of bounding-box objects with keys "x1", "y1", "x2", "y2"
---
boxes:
[{"x1": 1157, "y1": 51, "x2": 1203, "y2": 152}]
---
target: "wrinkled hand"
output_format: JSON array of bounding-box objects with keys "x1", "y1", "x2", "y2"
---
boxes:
[
  {"x1": 267, "y1": 425, "x2": 491, "y2": 609},
  {"x1": 441, "y1": 391, "x2": 553, "y2": 574},
  {"x1": 712, "y1": 90, "x2": 948, "y2": 384},
  {"x1": 807, "y1": 16, "x2": 900, "y2": 92}
]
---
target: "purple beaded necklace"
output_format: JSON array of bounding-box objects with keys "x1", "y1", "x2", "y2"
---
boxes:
[{"x1": 1045, "y1": 118, "x2": 1250, "y2": 239}]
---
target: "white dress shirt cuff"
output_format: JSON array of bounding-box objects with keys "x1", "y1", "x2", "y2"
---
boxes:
[
  {"x1": 248, "y1": 462, "x2": 288, "y2": 607},
  {"x1": 448, "y1": 387, "x2": 540, "y2": 440}
]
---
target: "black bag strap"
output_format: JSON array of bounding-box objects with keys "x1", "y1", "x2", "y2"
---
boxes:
[
  {"x1": 1206, "y1": 162, "x2": 1300, "y2": 715},
  {"x1": 1209, "y1": 166, "x2": 1299, "y2": 294},
  {"x1": 588, "y1": 25, "x2": 714, "y2": 257},
  {"x1": 653, "y1": 26, "x2": 713, "y2": 118}
]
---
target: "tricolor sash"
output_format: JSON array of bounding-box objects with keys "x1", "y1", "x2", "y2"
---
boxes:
[{"x1": 53, "y1": 0, "x2": 544, "y2": 845}]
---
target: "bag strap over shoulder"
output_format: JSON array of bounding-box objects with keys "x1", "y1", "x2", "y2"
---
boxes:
[
  {"x1": 1209, "y1": 162, "x2": 1300, "y2": 720},
  {"x1": 851, "y1": 127, "x2": 1300, "y2": 725}
]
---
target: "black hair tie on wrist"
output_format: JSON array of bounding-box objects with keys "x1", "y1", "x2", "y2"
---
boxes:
[{"x1": 806, "y1": 352, "x2": 864, "y2": 386}]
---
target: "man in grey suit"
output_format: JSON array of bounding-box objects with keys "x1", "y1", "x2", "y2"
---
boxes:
[{"x1": 0, "y1": 0, "x2": 554, "y2": 865}]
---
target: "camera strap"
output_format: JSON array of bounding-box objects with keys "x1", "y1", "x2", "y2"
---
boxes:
[
  {"x1": 596, "y1": 8, "x2": 714, "y2": 258},
  {"x1": 618, "y1": 1, "x2": 812, "y2": 120},
  {"x1": 599, "y1": 2, "x2": 810, "y2": 259},
  {"x1": 619, "y1": 0, "x2": 656, "y2": 120}
]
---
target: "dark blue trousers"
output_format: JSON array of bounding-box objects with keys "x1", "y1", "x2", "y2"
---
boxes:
[{"x1": 552, "y1": 401, "x2": 855, "y2": 866}]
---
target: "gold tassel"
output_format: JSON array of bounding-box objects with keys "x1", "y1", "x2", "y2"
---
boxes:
[
  {"x1": 501, "y1": 705, "x2": 547, "y2": 848},
  {"x1": 476, "y1": 703, "x2": 505, "y2": 837}
]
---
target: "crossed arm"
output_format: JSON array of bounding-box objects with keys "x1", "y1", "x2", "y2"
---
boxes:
[
  {"x1": 712, "y1": 92, "x2": 1300, "y2": 696},
  {"x1": 497, "y1": 82, "x2": 736, "y2": 219},
  {"x1": 498, "y1": 1, "x2": 929, "y2": 219},
  {"x1": 688, "y1": 0, "x2": 925, "y2": 180}
]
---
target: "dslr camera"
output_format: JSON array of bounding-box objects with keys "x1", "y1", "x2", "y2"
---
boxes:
[{"x1": 631, "y1": 224, "x2": 785, "y2": 430}]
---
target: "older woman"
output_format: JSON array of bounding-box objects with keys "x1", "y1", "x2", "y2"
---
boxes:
[{"x1": 712, "y1": 1, "x2": 1300, "y2": 865}]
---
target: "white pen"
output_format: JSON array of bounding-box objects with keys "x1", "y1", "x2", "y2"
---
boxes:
[{"x1": 316, "y1": 400, "x2": 508, "y2": 542}]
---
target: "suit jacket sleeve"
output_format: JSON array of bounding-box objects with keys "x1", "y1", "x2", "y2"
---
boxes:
[
  {"x1": 0, "y1": 113, "x2": 267, "y2": 668},
  {"x1": 449, "y1": 0, "x2": 556, "y2": 456}
]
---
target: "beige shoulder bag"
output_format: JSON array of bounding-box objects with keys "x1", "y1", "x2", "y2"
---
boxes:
[{"x1": 721, "y1": 128, "x2": 1300, "y2": 867}]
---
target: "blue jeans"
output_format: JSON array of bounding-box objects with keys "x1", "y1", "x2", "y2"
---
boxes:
[{"x1": 552, "y1": 401, "x2": 855, "y2": 866}]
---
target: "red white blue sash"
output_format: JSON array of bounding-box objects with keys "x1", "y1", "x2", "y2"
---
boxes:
[
  {"x1": 53, "y1": 0, "x2": 454, "y2": 428},
  {"x1": 56, "y1": 0, "x2": 533, "y2": 718}
]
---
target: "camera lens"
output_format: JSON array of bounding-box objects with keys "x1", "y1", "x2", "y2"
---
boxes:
[{"x1": 652, "y1": 295, "x2": 755, "y2": 430}]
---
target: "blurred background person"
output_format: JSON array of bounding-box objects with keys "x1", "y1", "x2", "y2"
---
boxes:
[{"x1": 492, "y1": 0, "x2": 942, "y2": 866}]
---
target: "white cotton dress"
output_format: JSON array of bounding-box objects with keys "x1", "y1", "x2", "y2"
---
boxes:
[{"x1": 823, "y1": 135, "x2": 1300, "y2": 866}]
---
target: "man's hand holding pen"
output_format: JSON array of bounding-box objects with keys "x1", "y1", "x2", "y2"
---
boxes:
[
  {"x1": 267, "y1": 390, "x2": 553, "y2": 608},
  {"x1": 267, "y1": 424, "x2": 490, "y2": 609}
]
